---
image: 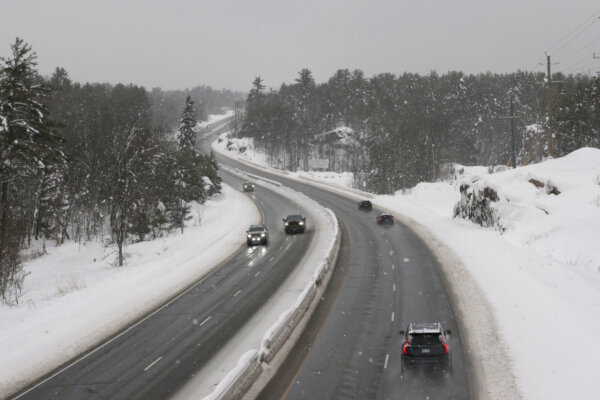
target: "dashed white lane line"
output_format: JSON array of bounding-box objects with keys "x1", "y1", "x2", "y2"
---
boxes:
[
  {"x1": 392, "y1": 264, "x2": 395, "y2": 270},
  {"x1": 393, "y1": 283, "x2": 396, "y2": 292},
  {"x1": 254, "y1": 271, "x2": 261, "y2": 277},
  {"x1": 269, "y1": 256, "x2": 274, "y2": 262},
  {"x1": 199, "y1": 316, "x2": 211, "y2": 326},
  {"x1": 144, "y1": 356, "x2": 163, "y2": 371},
  {"x1": 234, "y1": 289, "x2": 241, "y2": 297},
  {"x1": 391, "y1": 312, "x2": 395, "y2": 322},
  {"x1": 384, "y1": 354, "x2": 389, "y2": 369}
]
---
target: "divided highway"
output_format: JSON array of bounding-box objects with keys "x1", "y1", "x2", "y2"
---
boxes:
[
  {"x1": 9, "y1": 169, "x2": 315, "y2": 400},
  {"x1": 204, "y1": 132, "x2": 471, "y2": 399}
]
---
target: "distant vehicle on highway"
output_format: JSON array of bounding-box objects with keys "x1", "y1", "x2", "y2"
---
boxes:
[
  {"x1": 247, "y1": 224, "x2": 269, "y2": 246},
  {"x1": 242, "y1": 182, "x2": 255, "y2": 192},
  {"x1": 358, "y1": 200, "x2": 373, "y2": 211},
  {"x1": 376, "y1": 213, "x2": 394, "y2": 225},
  {"x1": 400, "y1": 322, "x2": 452, "y2": 371},
  {"x1": 283, "y1": 214, "x2": 306, "y2": 234}
]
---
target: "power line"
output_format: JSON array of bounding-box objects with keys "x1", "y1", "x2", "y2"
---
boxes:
[
  {"x1": 559, "y1": 31, "x2": 600, "y2": 64},
  {"x1": 560, "y1": 52, "x2": 597, "y2": 73},
  {"x1": 547, "y1": 6, "x2": 600, "y2": 55},
  {"x1": 569, "y1": 58, "x2": 600, "y2": 74},
  {"x1": 552, "y1": 18, "x2": 600, "y2": 57}
]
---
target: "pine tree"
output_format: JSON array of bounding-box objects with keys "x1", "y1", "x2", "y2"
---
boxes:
[
  {"x1": 177, "y1": 95, "x2": 198, "y2": 150},
  {"x1": 0, "y1": 38, "x2": 62, "y2": 303}
]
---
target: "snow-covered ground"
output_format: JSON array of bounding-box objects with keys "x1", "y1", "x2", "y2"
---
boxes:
[
  {"x1": 0, "y1": 184, "x2": 259, "y2": 398},
  {"x1": 215, "y1": 135, "x2": 600, "y2": 400}
]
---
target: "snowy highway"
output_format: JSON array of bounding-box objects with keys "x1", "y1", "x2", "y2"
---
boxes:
[
  {"x1": 206, "y1": 133, "x2": 471, "y2": 399},
  {"x1": 8, "y1": 170, "x2": 316, "y2": 400}
]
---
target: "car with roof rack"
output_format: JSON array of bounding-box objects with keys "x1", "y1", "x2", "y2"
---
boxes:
[{"x1": 400, "y1": 322, "x2": 452, "y2": 371}]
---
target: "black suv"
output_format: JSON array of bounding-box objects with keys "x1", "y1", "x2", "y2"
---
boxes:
[
  {"x1": 283, "y1": 214, "x2": 306, "y2": 234},
  {"x1": 358, "y1": 200, "x2": 373, "y2": 211},
  {"x1": 242, "y1": 182, "x2": 255, "y2": 192},
  {"x1": 246, "y1": 224, "x2": 269, "y2": 246},
  {"x1": 400, "y1": 322, "x2": 451, "y2": 370},
  {"x1": 376, "y1": 213, "x2": 394, "y2": 225}
]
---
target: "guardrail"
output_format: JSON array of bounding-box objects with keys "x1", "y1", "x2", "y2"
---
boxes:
[{"x1": 206, "y1": 171, "x2": 341, "y2": 400}]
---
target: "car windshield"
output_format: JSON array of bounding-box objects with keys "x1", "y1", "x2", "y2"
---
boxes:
[
  {"x1": 286, "y1": 215, "x2": 302, "y2": 221},
  {"x1": 409, "y1": 333, "x2": 442, "y2": 346},
  {"x1": 248, "y1": 226, "x2": 264, "y2": 232}
]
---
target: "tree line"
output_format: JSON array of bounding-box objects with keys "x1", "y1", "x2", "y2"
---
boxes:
[
  {"x1": 0, "y1": 38, "x2": 226, "y2": 304},
  {"x1": 239, "y1": 68, "x2": 600, "y2": 193}
]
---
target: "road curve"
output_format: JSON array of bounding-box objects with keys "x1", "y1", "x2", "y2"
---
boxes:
[
  {"x1": 208, "y1": 138, "x2": 471, "y2": 400},
  {"x1": 8, "y1": 171, "x2": 315, "y2": 400}
]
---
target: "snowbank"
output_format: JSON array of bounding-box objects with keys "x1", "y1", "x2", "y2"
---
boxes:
[
  {"x1": 0, "y1": 184, "x2": 259, "y2": 398},
  {"x1": 215, "y1": 136, "x2": 600, "y2": 400}
]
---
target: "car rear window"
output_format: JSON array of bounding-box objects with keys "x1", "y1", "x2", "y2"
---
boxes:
[{"x1": 409, "y1": 333, "x2": 441, "y2": 346}]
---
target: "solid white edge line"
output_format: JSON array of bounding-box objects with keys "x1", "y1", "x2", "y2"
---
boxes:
[
  {"x1": 384, "y1": 354, "x2": 389, "y2": 369},
  {"x1": 144, "y1": 356, "x2": 163, "y2": 372},
  {"x1": 11, "y1": 255, "x2": 225, "y2": 400}
]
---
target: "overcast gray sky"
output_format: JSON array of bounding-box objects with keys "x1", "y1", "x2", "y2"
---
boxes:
[{"x1": 2, "y1": 0, "x2": 600, "y2": 92}]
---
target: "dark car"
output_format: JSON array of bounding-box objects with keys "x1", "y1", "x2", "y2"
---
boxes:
[
  {"x1": 242, "y1": 182, "x2": 255, "y2": 192},
  {"x1": 283, "y1": 214, "x2": 306, "y2": 234},
  {"x1": 400, "y1": 322, "x2": 452, "y2": 371},
  {"x1": 358, "y1": 200, "x2": 373, "y2": 211},
  {"x1": 377, "y1": 213, "x2": 394, "y2": 225},
  {"x1": 246, "y1": 224, "x2": 269, "y2": 246}
]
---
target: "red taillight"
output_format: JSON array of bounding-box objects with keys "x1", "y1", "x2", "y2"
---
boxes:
[
  {"x1": 403, "y1": 344, "x2": 408, "y2": 354},
  {"x1": 378, "y1": 217, "x2": 381, "y2": 221},
  {"x1": 442, "y1": 337, "x2": 449, "y2": 354}
]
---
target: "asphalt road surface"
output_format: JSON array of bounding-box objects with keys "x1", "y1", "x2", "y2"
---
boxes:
[
  {"x1": 204, "y1": 131, "x2": 470, "y2": 400},
  {"x1": 9, "y1": 169, "x2": 315, "y2": 400}
]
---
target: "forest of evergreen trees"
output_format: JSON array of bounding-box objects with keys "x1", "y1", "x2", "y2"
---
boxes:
[
  {"x1": 239, "y1": 68, "x2": 600, "y2": 193},
  {"x1": 0, "y1": 38, "x2": 236, "y2": 304}
]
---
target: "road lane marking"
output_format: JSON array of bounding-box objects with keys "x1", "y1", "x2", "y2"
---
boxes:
[
  {"x1": 10, "y1": 243, "x2": 241, "y2": 400},
  {"x1": 144, "y1": 356, "x2": 163, "y2": 371},
  {"x1": 384, "y1": 354, "x2": 389, "y2": 369},
  {"x1": 199, "y1": 316, "x2": 211, "y2": 326},
  {"x1": 234, "y1": 289, "x2": 241, "y2": 297},
  {"x1": 393, "y1": 283, "x2": 396, "y2": 292},
  {"x1": 391, "y1": 312, "x2": 395, "y2": 322},
  {"x1": 392, "y1": 264, "x2": 395, "y2": 270},
  {"x1": 254, "y1": 271, "x2": 261, "y2": 277},
  {"x1": 269, "y1": 256, "x2": 274, "y2": 262}
]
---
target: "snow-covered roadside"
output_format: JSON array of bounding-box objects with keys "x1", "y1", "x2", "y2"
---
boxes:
[
  {"x1": 0, "y1": 184, "x2": 259, "y2": 398},
  {"x1": 214, "y1": 135, "x2": 600, "y2": 399},
  {"x1": 173, "y1": 165, "x2": 339, "y2": 400}
]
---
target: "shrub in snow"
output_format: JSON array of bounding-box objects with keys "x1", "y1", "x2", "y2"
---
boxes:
[
  {"x1": 453, "y1": 181, "x2": 502, "y2": 230},
  {"x1": 528, "y1": 178, "x2": 561, "y2": 195}
]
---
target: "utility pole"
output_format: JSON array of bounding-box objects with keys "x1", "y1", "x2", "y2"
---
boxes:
[
  {"x1": 510, "y1": 95, "x2": 516, "y2": 168},
  {"x1": 497, "y1": 93, "x2": 520, "y2": 168},
  {"x1": 546, "y1": 54, "x2": 553, "y2": 158}
]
